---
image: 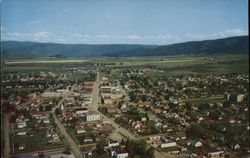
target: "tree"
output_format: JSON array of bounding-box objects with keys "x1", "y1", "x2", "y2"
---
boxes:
[
  {"x1": 141, "y1": 95, "x2": 147, "y2": 102},
  {"x1": 96, "y1": 139, "x2": 106, "y2": 154},
  {"x1": 55, "y1": 108, "x2": 61, "y2": 115},
  {"x1": 146, "y1": 147, "x2": 155, "y2": 158}
]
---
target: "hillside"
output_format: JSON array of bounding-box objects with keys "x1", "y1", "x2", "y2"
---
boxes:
[
  {"x1": 106, "y1": 36, "x2": 249, "y2": 56},
  {"x1": 2, "y1": 42, "x2": 155, "y2": 58},
  {"x1": 2, "y1": 36, "x2": 248, "y2": 58}
]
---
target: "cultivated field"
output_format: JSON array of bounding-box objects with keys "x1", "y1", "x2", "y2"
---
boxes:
[{"x1": 3, "y1": 54, "x2": 249, "y2": 75}]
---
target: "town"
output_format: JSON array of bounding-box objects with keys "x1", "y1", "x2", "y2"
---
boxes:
[{"x1": 1, "y1": 57, "x2": 249, "y2": 158}]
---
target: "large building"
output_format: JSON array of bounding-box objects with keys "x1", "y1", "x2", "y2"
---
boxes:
[
  {"x1": 224, "y1": 93, "x2": 245, "y2": 102},
  {"x1": 86, "y1": 112, "x2": 101, "y2": 121}
]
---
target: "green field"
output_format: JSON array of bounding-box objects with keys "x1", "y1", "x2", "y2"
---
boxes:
[{"x1": 3, "y1": 54, "x2": 249, "y2": 75}]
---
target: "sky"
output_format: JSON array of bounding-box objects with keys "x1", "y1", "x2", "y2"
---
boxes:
[{"x1": 1, "y1": 0, "x2": 248, "y2": 45}]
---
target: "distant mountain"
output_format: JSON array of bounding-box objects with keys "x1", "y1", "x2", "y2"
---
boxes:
[
  {"x1": 2, "y1": 41, "x2": 156, "y2": 59},
  {"x1": 106, "y1": 36, "x2": 249, "y2": 56},
  {"x1": 2, "y1": 36, "x2": 248, "y2": 59}
]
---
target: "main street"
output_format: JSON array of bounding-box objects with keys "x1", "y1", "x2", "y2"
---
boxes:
[
  {"x1": 3, "y1": 114, "x2": 10, "y2": 158},
  {"x1": 51, "y1": 84, "x2": 84, "y2": 158}
]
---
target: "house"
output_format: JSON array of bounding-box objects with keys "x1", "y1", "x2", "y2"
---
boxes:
[
  {"x1": 104, "y1": 104, "x2": 118, "y2": 113},
  {"x1": 17, "y1": 130, "x2": 27, "y2": 136},
  {"x1": 228, "y1": 118, "x2": 236, "y2": 124},
  {"x1": 19, "y1": 144, "x2": 25, "y2": 150},
  {"x1": 43, "y1": 117, "x2": 50, "y2": 124},
  {"x1": 104, "y1": 99, "x2": 113, "y2": 104},
  {"x1": 52, "y1": 133, "x2": 60, "y2": 140},
  {"x1": 175, "y1": 132, "x2": 187, "y2": 141},
  {"x1": 17, "y1": 122, "x2": 26, "y2": 129},
  {"x1": 160, "y1": 142, "x2": 177, "y2": 148},
  {"x1": 99, "y1": 129, "x2": 113, "y2": 136},
  {"x1": 149, "y1": 135, "x2": 161, "y2": 141},
  {"x1": 160, "y1": 136, "x2": 169, "y2": 143},
  {"x1": 109, "y1": 146, "x2": 129, "y2": 158},
  {"x1": 86, "y1": 112, "x2": 101, "y2": 121},
  {"x1": 120, "y1": 105, "x2": 129, "y2": 113},
  {"x1": 84, "y1": 136, "x2": 94, "y2": 142},
  {"x1": 75, "y1": 125, "x2": 86, "y2": 134},
  {"x1": 187, "y1": 140, "x2": 202, "y2": 147},
  {"x1": 225, "y1": 93, "x2": 245, "y2": 102},
  {"x1": 205, "y1": 149, "x2": 224, "y2": 158},
  {"x1": 107, "y1": 140, "x2": 120, "y2": 147},
  {"x1": 56, "y1": 89, "x2": 69, "y2": 94},
  {"x1": 31, "y1": 112, "x2": 44, "y2": 119},
  {"x1": 230, "y1": 143, "x2": 240, "y2": 150},
  {"x1": 138, "y1": 102, "x2": 147, "y2": 107},
  {"x1": 75, "y1": 108, "x2": 88, "y2": 114},
  {"x1": 42, "y1": 92, "x2": 60, "y2": 98}
]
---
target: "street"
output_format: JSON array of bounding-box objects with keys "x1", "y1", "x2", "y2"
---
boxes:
[{"x1": 51, "y1": 84, "x2": 84, "y2": 158}]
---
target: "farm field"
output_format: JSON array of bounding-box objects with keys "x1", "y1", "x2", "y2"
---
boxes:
[{"x1": 3, "y1": 54, "x2": 249, "y2": 75}]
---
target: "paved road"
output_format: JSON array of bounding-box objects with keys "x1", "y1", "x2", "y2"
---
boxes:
[
  {"x1": 51, "y1": 84, "x2": 84, "y2": 158},
  {"x1": 3, "y1": 114, "x2": 10, "y2": 158}
]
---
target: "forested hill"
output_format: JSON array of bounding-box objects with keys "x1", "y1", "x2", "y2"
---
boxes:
[
  {"x1": 2, "y1": 41, "x2": 156, "y2": 58},
  {"x1": 105, "y1": 36, "x2": 249, "y2": 56},
  {"x1": 2, "y1": 36, "x2": 248, "y2": 58}
]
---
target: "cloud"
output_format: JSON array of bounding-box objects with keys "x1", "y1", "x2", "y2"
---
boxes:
[
  {"x1": 0, "y1": 26, "x2": 4, "y2": 31},
  {"x1": 2, "y1": 31, "x2": 65, "y2": 43},
  {"x1": 211, "y1": 29, "x2": 247, "y2": 37},
  {"x1": 185, "y1": 29, "x2": 248, "y2": 41},
  {"x1": 2, "y1": 28, "x2": 247, "y2": 44},
  {"x1": 30, "y1": 20, "x2": 44, "y2": 24}
]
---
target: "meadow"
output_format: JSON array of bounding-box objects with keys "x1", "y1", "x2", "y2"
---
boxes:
[{"x1": 3, "y1": 54, "x2": 249, "y2": 75}]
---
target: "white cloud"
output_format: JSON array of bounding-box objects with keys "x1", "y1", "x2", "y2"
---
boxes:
[
  {"x1": 185, "y1": 29, "x2": 248, "y2": 41},
  {"x1": 127, "y1": 35, "x2": 142, "y2": 40},
  {"x1": 30, "y1": 20, "x2": 44, "y2": 24},
  {"x1": 2, "y1": 28, "x2": 247, "y2": 44}
]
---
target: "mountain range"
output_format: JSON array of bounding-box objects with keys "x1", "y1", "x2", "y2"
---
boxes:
[{"x1": 2, "y1": 36, "x2": 248, "y2": 59}]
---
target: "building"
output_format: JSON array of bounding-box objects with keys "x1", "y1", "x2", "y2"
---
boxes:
[
  {"x1": 224, "y1": 93, "x2": 245, "y2": 102},
  {"x1": 109, "y1": 146, "x2": 129, "y2": 158},
  {"x1": 42, "y1": 92, "x2": 60, "y2": 98},
  {"x1": 160, "y1": 142, "x2": 177, "y2": 148},
  {"x1": 104, "y1": 104, "x2": 118, "y2": 113},
  {"x1": 50, "y1": 153, "x2": 75, "y2": 158},
  {"x1": 75, "y1": 108, "x2": 88, "y2": 115},
  {"x1": 205, "y1": 149, "x2": 224, "y2": 158},
  {"x1": 86, "y1": 112, "x2": 101, "y2": 121},
  {"x1": 19, "y1": 144, "x2": 25, "y2": 150},
  {"x1": 187, "y1": 140, "x2": 202, "y2": 147}
]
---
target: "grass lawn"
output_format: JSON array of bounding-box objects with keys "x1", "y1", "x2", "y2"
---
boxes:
[
  {"x1": 161, "y1": 146, "x2": 180, "y2": 152},
  {"x1": 186, "y1": 98, "x2": 224, "y2": 106}
]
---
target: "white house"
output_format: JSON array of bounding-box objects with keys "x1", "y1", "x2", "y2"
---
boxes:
[
  {"x1": 187, "y1": 140, "x2": 203, "y2": 147},
  {"x1": 17, "y1": 131, "x2": 27, "y2": 136},
  {"x1": 18, "y1": 144, "x2": 25, "y2": 150},
  {"x1": 160, "y1": 142, "x2": 177, "y2": 148}
]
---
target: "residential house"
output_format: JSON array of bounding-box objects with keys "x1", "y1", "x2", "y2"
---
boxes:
[{"x1": 187, "y1": 140, "x2": 203, "y2": 147}]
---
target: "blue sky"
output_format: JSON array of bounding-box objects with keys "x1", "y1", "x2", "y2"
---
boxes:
[{"x1": 1, "y1": 0, "x2": 248, "y2": 44}]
